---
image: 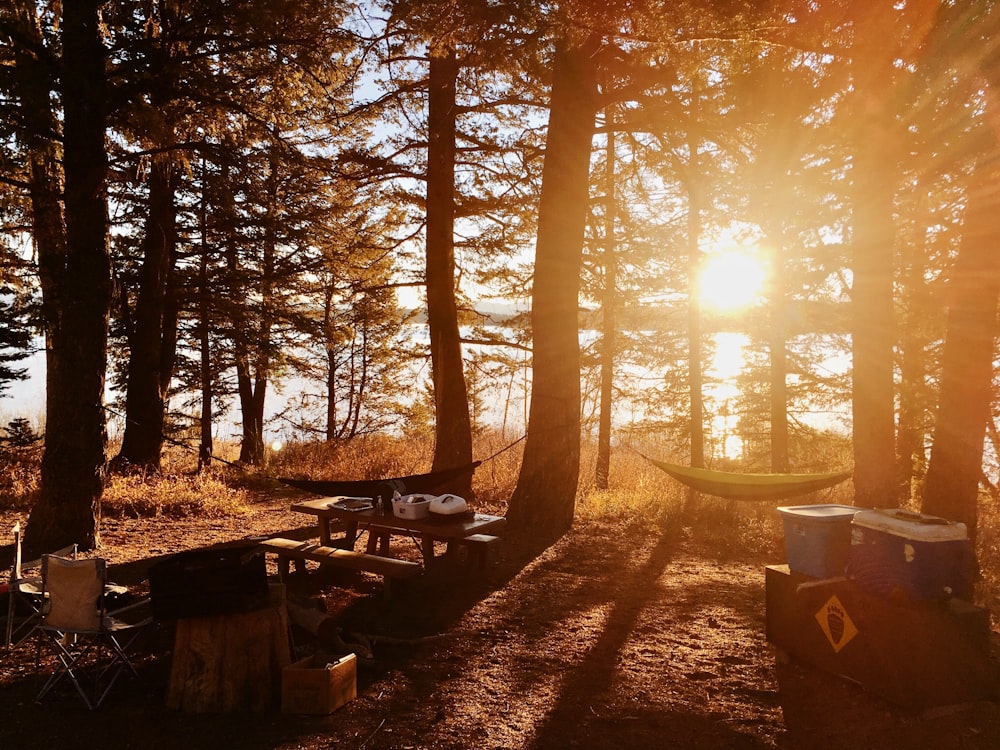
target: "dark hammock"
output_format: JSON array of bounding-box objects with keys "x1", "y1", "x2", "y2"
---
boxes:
[
  {"x1": 643, "y1": 455, "x2": 852, "y2": 501},
  {"x1": 278, "y1": 460, "x2": 482, "y2": 499}
]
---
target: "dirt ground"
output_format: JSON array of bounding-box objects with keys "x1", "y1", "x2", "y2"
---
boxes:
[{"x1": 2, "y1": 494, "x2": 1000, "y2": 750}]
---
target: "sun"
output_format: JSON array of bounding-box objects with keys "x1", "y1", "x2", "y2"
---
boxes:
[{"x1": 697, "y1": 247, "x2": 768, "y2": 313}]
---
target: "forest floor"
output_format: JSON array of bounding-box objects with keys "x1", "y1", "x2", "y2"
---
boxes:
[{"x1": 2, "y1": 491, "x2": 1000, "y2": 750}]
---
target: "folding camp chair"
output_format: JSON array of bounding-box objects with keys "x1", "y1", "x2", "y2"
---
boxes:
[
  {"x1": 34, "y1": 554, "x2": 151, "y2": 709},
  {"x1": 3, "y1": 523, "x2": 76, "y2": 650}
]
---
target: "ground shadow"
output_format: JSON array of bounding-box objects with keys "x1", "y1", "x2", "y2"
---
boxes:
[
  {"x1": 773, "y1": 657, "x2": 1000, "y2": 750},
  {"x1": 517, "y1": 523, "x2": 777, "y2": 749},
  {"x1": 1, "y1": 519, "x2": 544, "y2": 750}
]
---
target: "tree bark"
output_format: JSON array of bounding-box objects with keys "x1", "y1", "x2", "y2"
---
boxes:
[
  {"x1": 896, "y1": 217, "x2": 931, "y2": 502},
  {"x1": 229, "y1": 160, "x2": 276, "y2": 466},
  {"x1": 596, "y1": 103, "x2": 616, "y2": 490},
  {"x1": 849, "y1": 7, "x2": 899, "y2": 509},
  {"x1": 425, "y1": 47, "x2": 474, "y2": 495},
  {"x1": 115, "y1": 156, "x2": 177, "y2": 470},
  {"x1": 921, "y1": 149, "x2": 1000, "y2": 542},
  {"x1": 507, "y1": 36, "x2": 599, "y2": 540},
  {"x1": 8, "y1": 0, "x2": 65, "y2": 356},
  {"x1": 229, "y1": 262, "x2": 265, "y2": 464},
  {"x1": 197, "y1": 174, "x2": 214, "y2": 470},
  {"x1": 27, "y1": 0, "x2": 111, "y2": 552},
  {"x1": 323, "y1": 285, "x2": 340, "y2": 441},
  {"x1": 769, "y1": 254, "x2": 789, "y2": 473},
  {"x1": 684, "y1": 131, "x2": 704, "y2": 516},
  {"x1": 236, "y1": 366, "x2": 267, "y2": 465}
]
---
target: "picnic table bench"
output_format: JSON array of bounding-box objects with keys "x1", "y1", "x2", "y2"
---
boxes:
[{"x1": 258, "y1": 537, "x2": 422, "y2": 597}]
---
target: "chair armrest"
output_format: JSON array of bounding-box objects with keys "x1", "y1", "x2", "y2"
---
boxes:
[{"x1": 107, "y1": 597, "x2": 151, "y2": 618}]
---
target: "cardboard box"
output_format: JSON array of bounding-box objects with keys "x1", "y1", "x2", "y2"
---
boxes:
[
  {"x1": 849, "y1": 508, "x2": 977, "y2": 601},
  {"x1": 776, "y1": 504, "x2": 858, "y2": 579},
  {"x1": 281, "y1": 654, "x2": 357, "y2": 714}
]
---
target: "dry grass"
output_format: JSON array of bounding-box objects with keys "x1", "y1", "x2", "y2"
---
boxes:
[
  {"x1": 975, "y1": 499, "x2": 1000, "y2": 613},
  {"x1": 573, "y1": 441, "x2": 822, "y2": 559},
  {"x1": 1, "y1": 432, "x2": 998, "y2": 610},
  {"x1": 101, "y1": 470, "x2": 253, "y2": 519},
  {"x1": 0, "y1": 446, "x2": 42, "y2": 510}
]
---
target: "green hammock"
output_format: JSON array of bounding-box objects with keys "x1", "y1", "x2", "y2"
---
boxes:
[{"x1": 643, "y1": 455, "x2": 853, "y2": 501}]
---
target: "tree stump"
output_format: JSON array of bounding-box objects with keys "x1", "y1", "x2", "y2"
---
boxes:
[{"x1": 166, "y1": 583, "x2": 290, "y2": 712}]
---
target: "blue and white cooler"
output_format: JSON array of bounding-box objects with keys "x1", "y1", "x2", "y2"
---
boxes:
[
  {"x1": 776, "y1": 504, "x2": 859, "y2": 579},
  {"x1": 848, "y1": 508, "x2": 978, "y2": 601}
]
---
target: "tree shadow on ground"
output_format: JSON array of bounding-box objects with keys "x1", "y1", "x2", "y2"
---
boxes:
[
  {"x1": 774, "y1": 658, "x2": 1000, "y2": 750},
  {"x1": 517, "y1": 524, "x2": 775, "y2": 749}
]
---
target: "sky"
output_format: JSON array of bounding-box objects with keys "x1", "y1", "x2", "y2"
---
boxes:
[{"x1": 1, "y1": 350, "x2": 44, "y2": 426}]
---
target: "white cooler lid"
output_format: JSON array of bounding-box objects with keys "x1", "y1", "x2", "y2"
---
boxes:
[
  {"x1": 776, "y1": 504, "x2": 859, "y2": 520},
  {"x1": 852, "y1": 508, "x2": 967, "y2": 541}
]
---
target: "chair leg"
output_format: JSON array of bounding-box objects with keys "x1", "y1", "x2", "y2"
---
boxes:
[
  {"x1": 4, "y1": 589, "x2": 14, "y2": 649},
  {"x1": 37, "y1": 637, "x2": 98, "y2": 710},
  {"x1": 36, "y1": 631, "x2": 144, "y2": 710},
  {"x1": 94, "y1": 639, "x2": 131, "y2": 709}
]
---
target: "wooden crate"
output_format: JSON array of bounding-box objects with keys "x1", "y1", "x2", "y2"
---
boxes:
[{"x1": 281, "y1": 653, "x2": 357, "y2": 714}]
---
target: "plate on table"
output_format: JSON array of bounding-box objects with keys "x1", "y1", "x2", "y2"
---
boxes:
[{"x1": 328, "y1": 497, "x2": 374, "y2": 512}]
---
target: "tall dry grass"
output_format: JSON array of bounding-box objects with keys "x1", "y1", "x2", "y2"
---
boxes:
[
  {"x1": 101, "y1": 469, "x2": 253, "y2": 519},
  {"x1": 0, "y1": 445, "x2": 42, "y2": 511},
  {"x1": 1, "y1": 431, "x2": 997, "y2": 611},
  {"x1": 574, "y1": 441, "x2": 794, "y2": 559},
  {"x1": 974, "y1": 499, "x2": 1000, "y2": 613}
]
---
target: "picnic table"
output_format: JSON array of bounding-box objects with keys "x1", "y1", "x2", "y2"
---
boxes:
[
  {"x1": 289, "y1": 496, "x2": 506, "y2": 566},
  {"x1": 258, "y1": 497, "x2": 506, "y2": 595}
]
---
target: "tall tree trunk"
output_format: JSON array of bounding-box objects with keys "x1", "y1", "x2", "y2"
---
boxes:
[
  {"x1": 236, "y1": 365, "x2": 267, "y2": 465},
  {"x1": 921, "y1": 145, "x2": 1000, "y2": 543},
  {"x1": 849, "y1": 6, "x2": 899, "y2": 509},
  {"x1": 115, "y1": 156, "x2": 177, "y2": 470},
  {"x1": 896, "y1": 207, "x2": 931, "y2": 502},
  {"x1": 197, "y1": 178, "x2": 214, "y2": 470},
  {"x1": 233, "y1": 265, "x2": 269, "y2": 464},
  {"x1": 426, "y1": 47, "x2": 474, "y2": 494},
  {"x1": 324, "y1": 286, "x2": 339, "y2": 442},
  {"x1": 160, "y1": 246, "x2": 180, "y2": 402},
  {"x1": 684, "y1": 137, "x2": 704, "y2": 516},
  {"x1": 236, "y1": 167, "x2": 277, "y2": 466},
  {"x1": 229, "y1": 248, "x2": 263, "y2": 464},
  {"x1": 27, "y1": 0, "x2": 110, "y2": 552},
  {"x1": 8, "y1": 0, "x2": 65, "y2": 367},
  {"x1": 768, "y1": 332, "x2": 790, "y2": 472},
  {"x1": 769, "y1": 248, "x2": 789, "y2": 473},
  {"x1": 507, "y1": 36, "x2": 599, "y2": 540},
  {"x1": 596, "y1": 103, "x2": 616, "y2": 490}
]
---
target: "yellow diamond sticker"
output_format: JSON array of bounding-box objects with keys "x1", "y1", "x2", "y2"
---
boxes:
[{"x1": 815, "y1": 595, "x2": 858, "y2": 653}]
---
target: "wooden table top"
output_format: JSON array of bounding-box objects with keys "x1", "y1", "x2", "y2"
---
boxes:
[{"x1": 291, "y1": 496, "x2": 506, "y2": 540}]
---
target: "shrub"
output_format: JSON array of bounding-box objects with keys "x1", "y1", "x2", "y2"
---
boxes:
[{"x1": 0, "y1": 417, "x2": 42, "y2": 448}]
